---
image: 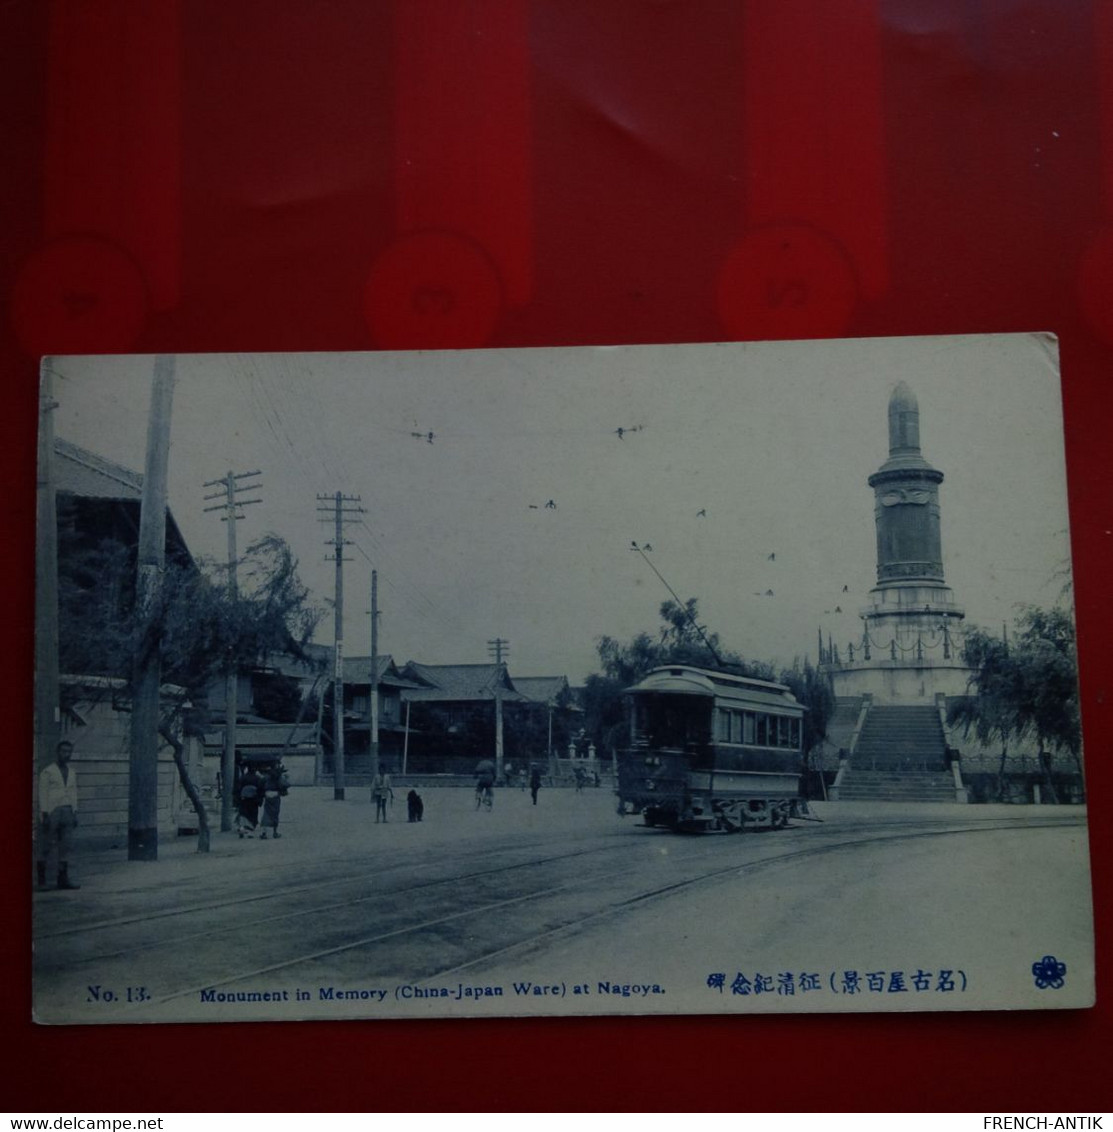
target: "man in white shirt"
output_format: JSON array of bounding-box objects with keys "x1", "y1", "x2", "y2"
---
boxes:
[{"x1": 37, "y1": 739, "x2": 80, "y2": 890}]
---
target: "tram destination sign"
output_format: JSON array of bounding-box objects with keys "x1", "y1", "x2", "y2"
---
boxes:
[{"x1": 32, "y1": 333, "x2": 1095, "y2": 1023}]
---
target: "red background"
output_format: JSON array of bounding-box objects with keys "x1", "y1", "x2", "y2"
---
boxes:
[{"x1": 3, "y1": 0, "x2": 1111, "y2": 1112}]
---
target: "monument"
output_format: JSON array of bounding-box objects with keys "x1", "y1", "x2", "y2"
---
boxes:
[{"x1": 827, "y1": 381, "x2": 973, "y2": 705}]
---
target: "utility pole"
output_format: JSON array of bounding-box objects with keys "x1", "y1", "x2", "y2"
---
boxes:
[
  {"x1": 35, "y1": 364, "x2": 60, "y2": 784},
  {"x1": 317, "y1": 492, "x2": 364, "y2": 800},
  {"x1": 369, "y1": 569, "x2": 380, "y2": 782},
  {"x1": 129, "y1": 354, "x2": 175, "y2": 861},
  {"x1": 487, "y1": 637, "x2": 509, "y2": 782},
  {"x1": 203, "y1": 468, "x2": 262, "y2": 831}
]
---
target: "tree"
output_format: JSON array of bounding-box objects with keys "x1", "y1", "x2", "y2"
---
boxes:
[
  {"x1": 778, "y1": 657, "x2": 835, "y2": 774},
  {"x1": 946, "y1": 626, "x2": 1020, "y2": 801},
  {"x1": 948, "y1": 606, "x2": 1081, "y2": 803},
  {"x1": 58, "y1": 532, "x2": 324, "y2": 849}
]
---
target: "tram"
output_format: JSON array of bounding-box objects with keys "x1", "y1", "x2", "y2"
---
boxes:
[{"x1": 614, "y1": 665, "x2": 806, "y2": 832}]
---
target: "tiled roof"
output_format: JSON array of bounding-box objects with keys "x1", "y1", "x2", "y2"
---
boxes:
[
  {"x1": 342, "y1": 655, "x2": 422, "y2": 687},
  {"x1": 512, "y1": 676, "x2": 570, "y2": 704},
  {"x1": 400, "y1": 663, "x2": 526, "y2": 703},
  {"x1": 55, "y1": 438, "x2": 144, "y2": 500}
]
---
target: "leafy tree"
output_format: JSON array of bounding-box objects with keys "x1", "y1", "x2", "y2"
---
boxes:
[
  {"x1": 948, "y1": 606, "x2": 1081, "y2": 803},
  {"x1": 946, "y1": 627, "x2": 1020, "y2": 801},
  {"x1": 778, "y1": 657, "x2": 835, "y2": 769},
  {"x1": 58, "y1": 532, "x2": 324, "y2": 849}
]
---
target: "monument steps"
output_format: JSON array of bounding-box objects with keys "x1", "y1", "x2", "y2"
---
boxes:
[
  {"x1": 852, "y1": 705, "x2": 946, "y2": 771},
  {"x1": 837, "y1": 768, "x2": 956, "y2": 802},
  {"x1": 840, "y1": 704, "x2": 955, "y2": 800}
]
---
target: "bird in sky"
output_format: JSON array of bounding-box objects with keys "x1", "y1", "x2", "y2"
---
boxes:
[
  {"x1": 767, "y1": 552, "x2": 776, "y2": 561},
  {"x1": 696, "y1": 508, "x2": 707, "y2": 517},
  {"x1": 835, "y1": 606, "x2": 842, "y2": 613},
  {"x1": 528, "y1": 504, "x2": 539, "y2": 510},
  {"x1": 643, "y1": 543, "x2": 653, "y2": 552},
  {"x1": 410, "y1": 430, "x2": 436, "y2": 444},
  {"x1": 614, "y1": 425, "x2": 643, "y2": 440},
  {"x1": 545, "y1": 499, "x2": 557, "y2": 510},
  {"x1": 842, "y1": 584, "x2": 850, "y2": 592}
]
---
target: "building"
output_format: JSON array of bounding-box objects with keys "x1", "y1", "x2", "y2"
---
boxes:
[
  {"x1": 328, "y1": 655, "x2": 425, "y2": 778},
  {"x1": 51, "y1": 438, "x2": 204, "y2": 842},
  {"x1": 393, "y1": 663, "x2": 577, "y2": 777},
  {"x1": 201, "y1": 639, "x2": 326, "y2": 787}
]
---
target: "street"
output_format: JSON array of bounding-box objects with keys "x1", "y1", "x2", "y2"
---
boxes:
[{"x1": 32, "y1": 787, "x2": 1095, "y2": 1023}]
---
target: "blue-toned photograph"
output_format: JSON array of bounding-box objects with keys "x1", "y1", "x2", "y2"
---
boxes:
[{"x1": 32, "y1": 334, "x2": 1094, "y2": 1022}]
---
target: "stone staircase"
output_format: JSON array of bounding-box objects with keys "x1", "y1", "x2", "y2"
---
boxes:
[
  {"x1": 839, "y1": 704, "x2": 958, "y2": 802},
  {"x1": 836, "y1": 768, "x2": 957, "y2": 802}
]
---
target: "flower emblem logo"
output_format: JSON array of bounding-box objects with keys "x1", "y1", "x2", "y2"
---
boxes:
[{"x1": 1031, "y1": 955, "x2": 1067, "y2": 990}]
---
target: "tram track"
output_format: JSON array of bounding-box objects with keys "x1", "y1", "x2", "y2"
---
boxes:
[
  {"x1": 33, "y1": 810, "x2": 1083, "y2": 1019},
  {"x1": 37, "y1": 809, "x2": 1078, "y2": 948},
  {"x1": 418, "y1": 813, "x2": 1086, "y2": 982},
  {"x1": 128, "y1": 813, "x2": 1082, "y2": 1005},
  {"x1": 34, "y1": 832, "x2": 633, "y2": 945}
]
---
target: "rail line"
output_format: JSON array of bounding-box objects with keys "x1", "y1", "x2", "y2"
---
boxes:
[
  {"x1": 143, "y1": 813, "x2": 1080, "y2": 1005},
  {"x1": 422, "y1": 814, "x2": 1084, "y2": 981},
  {"x1": 34, "y1": 832, "x2": 634, "y2": 944}
]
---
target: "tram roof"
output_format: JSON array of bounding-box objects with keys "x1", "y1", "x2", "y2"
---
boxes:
[{"x1": 624, "y1": 665, "x2": 803, "y2": 711}]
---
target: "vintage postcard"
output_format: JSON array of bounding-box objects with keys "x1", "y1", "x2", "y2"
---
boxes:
[{"x1": 32, "y1": 334, "x2": 1093, "y2": 1023}]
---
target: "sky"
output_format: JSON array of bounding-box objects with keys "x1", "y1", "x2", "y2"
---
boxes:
[{"x1": 45, "y1": 333, "x2": 1073, "y2": 683}]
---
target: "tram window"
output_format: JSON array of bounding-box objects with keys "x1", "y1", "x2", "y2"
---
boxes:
[
  {"x1": 646, "y1": 696, "x2": 709, "y2": 748},
  {"x1": 778, "y1": 717, "x2": 790, "y2": 746},
  {"x1": 756, "y1": 714, "x2": 767, "y2": 746},
  {"x1": 717, "y1": 709, "x2": 746, "y2": 743},
  {"x1": 791, "y1": 718, "x2": 801, "y2": 749},
  {"x1": 743, "y1": 712, "x2": 755, "y2": 744}
]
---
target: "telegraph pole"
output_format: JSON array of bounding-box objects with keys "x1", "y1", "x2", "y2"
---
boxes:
[
  {"x1": 487, "y1": 637, "x2": 509, "y2": 782},
  {"x1": 129, "y1": 354, "x2": 175, "y2": 861},
  {"x1": 369, "y1": 569, "x2": 380, "y2": 782},
  {"x1": 35, "y1": 364, "x2": 60, "y2": 780},
  {"x1": 317, "y1": 492, "x2": 364, "y2": 799},
  {"x1": 203, "y1": 468, "x2": 262, "y2": 831}
]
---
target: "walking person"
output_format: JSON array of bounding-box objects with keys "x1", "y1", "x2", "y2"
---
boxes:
[
  {"x1": 529, "y1": 764, "x2": 542, "y2": 806},
  {"x1": 259, "y1": 760, "x2": 289, "y2": 839},
  {"x1": 371, "y1": 766, "x2": 393, "y2": 823},
  {"x1": 37, "y1": 739, "x2": 80, "y2": 890},
  {"x1": 236, "y1": 761, "x2": 264, "y2": 838}
]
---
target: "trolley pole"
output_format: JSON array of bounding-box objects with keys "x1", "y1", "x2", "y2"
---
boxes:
[
  {"x1": 203, "y1": 468, "x2": 262, "y2": 831},
  {"x1": 317, "y1": 492, "x2": 364, "y2": 800}
]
